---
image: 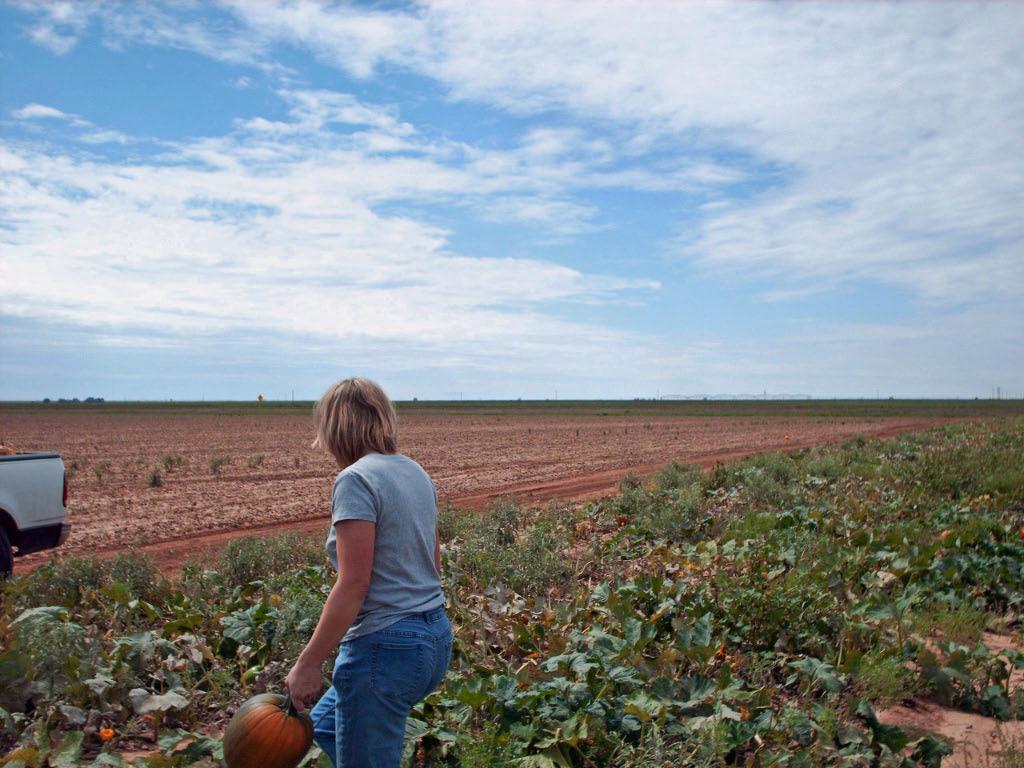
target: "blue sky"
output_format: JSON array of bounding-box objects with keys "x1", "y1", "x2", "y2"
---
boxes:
[{"x1": 1, "y1": 1, "x2": 1021, "y2": 401}]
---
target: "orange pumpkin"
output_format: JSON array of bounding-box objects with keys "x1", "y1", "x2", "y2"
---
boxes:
[{"x1": 223, "y1": 694, "x2": 314, "y2": 768}]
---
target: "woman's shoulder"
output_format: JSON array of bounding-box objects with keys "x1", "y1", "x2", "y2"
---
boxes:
[
  {"x1": 336, "y1": 454, "x2": 432, "y2": 503},
  {"x1": 344, "y1": 452, "x2": 425, "y2": 477}
]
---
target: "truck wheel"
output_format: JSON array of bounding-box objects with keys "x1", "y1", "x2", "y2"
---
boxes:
[{"x1": 0, "y1": 527, "x2": 12, "y2": 578}]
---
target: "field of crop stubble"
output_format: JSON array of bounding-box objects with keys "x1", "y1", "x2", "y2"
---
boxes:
[{"x1": 3, "y1": 399, "x2": 1014, "y2": 572}]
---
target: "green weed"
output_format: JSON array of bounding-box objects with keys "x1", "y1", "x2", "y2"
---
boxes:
[
  {"x1": 849, "y1": 649, "x2": 921, "y2": 706},
  {"x1": 216, "y1": 533, "x2": 326, "y2": 586},
  {"x1": 654, "y1": 461, "x2": 704, "y2": 490},
  {"x1": 914, "y1": 603, "x2": 990, "y2": 645},
  {"x1": 160, "y1": 453, "x2": 185, "y2": 471},
  {"x1": 209, "y1": 454, "x2": 230, "y2": 475}
]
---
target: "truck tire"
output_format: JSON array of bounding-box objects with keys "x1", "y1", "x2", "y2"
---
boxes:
[{"x1": 0, "y1": 527, "x2": 12, "y2": 578}]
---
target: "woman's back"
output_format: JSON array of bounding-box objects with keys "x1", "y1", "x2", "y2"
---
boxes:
[{"x1": 326, "y1": 452, "x2": 443, "y2": 641}]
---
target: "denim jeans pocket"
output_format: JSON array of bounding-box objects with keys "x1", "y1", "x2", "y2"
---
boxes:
[{"x1": 370, "y1": 636, "x2": 429, "y2": 704}]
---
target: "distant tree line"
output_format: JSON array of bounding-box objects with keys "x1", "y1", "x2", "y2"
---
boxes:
[{"x1": 41, "y1": 397, "x2": 105, "y2": 403}]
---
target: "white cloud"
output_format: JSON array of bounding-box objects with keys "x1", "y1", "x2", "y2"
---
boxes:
[
  {"x1": 12, "y1": 103, "x2": 72, "y2": 120},
  {"x1": 477, "y1": 196, "x2": 599, "y2": 237},
  {"x1": 78, "y1": 128, "x2": 132, "y2": 145},
  {"x1": 236, "y1": 89, "x2": 415, "y2": 139},
  {"x1": 10, "y1": 102, "x2": 131, "y2": 143},
  {"x1": 14, "y1": 0, "x2": 94, "y2": 54},
  {"x1": 8, "y1": 1, "x2": 1022, "y2": 394},
  {"x1": 22, "y1": 0, "x2": 90, "y2": 53},
  {"x1": 215, "y1": 1, "x2": 1024, "y2": 306},
  {"x1": 0, "y1": 91, "x2": 661, "y2": 375},
  {"x1": 223, "y1": 1, "x2": 424, "y2": 79}
]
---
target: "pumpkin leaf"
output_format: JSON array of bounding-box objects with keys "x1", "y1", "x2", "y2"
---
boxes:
[
  {"x1": 58, "y1": 704, "x2": 86, "y2": 727},
  {"x1": 10, "y1": 606, "x2": 69, "y2": 631},
  {"x1": 128, "y1": 688, "x2": 190, "y2": 715},
  {"x1": 49, "y1": 731, "x2": 84, "y2": 768},
  {"x1": 401, "y1": 717, "x2": 428, "y2": 767},
  {"x1": 89, "y1": 756, "x2": 128, "y2": 767},
  {"x1": 157, "y1": 728, "x2": 189, "y2": 751},
  {"x1": 176, "y1": 737, "x2": 221, "y2": 761},
  {"x1": 909, "y1": 735, "x2": 953, "y2": 767},
  {"x1": 84, "y1": 672, "x2": 116, "y2": 696},
  {"x1": 622, "y1": 691, "x2": 664, "y2": 723},
  {"x1": 513, "y1": 748, "x2": 572, "y2": 768}
]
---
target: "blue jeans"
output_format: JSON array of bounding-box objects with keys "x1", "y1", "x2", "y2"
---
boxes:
[{"x1": 310, "y1": 607, "x2": 452, "y2": 768}]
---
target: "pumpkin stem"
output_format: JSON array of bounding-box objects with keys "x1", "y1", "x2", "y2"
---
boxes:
[{"x1": 283, "y1": 693, "x2": 300, "y2": 717}]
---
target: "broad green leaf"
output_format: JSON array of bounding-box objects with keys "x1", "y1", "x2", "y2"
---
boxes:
[
  {"x1": 102, "y1": 581, "x2": 132, "y2": 605},
  {"x1": 401, "y1": 717, "x2": 428, "y2": 767},
  {"x1": 161, "y1": 612, "x2": 205, "y2": 637},
  {"x1": 157, "y1": 728, "x2": 189, "y2": 751},
  {"x1": 855, "y1": 700, "x2": 908, "y2": 753},
  {"x1": 512, "y1": 757, "x2": 557, "y2": 768},
  {"x1": 176, "y1": 737, "x2": 220, "y2": 761},
  {"x1": 33, "y1": 718, "x2": 49, "y2": 755},
  {"x1": 514, "y1": 747, "x2": 572, "y2": 768},
  {"x1": 128, "y1": 688, "x2": 190, "y2": 715},
  {"x1": 909, "y1": 734, "x2": 953, "y2": 767},
  {"x1": 128, "y1": 598, "x2": 159, "y2": 620},
  {"x1": 10, "y1": 606, "x2": 69, "y2": 630},
  {"x1": 85, "y1": 672, "x2": 116, "y2": 696},
  {"x1": 58, "y1": 705, "x2": 86, "y2": 727},
  {"x1": 49, "y1": 731, "x2": 84, "y2": 768}
]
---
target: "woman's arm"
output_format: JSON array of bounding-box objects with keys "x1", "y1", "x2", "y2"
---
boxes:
[{"x1": 285, "y1": 519, "x2": 375, "y2": 710}]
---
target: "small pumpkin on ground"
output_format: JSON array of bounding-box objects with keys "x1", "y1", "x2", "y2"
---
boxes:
[{"x1": 223, "y1": 693, "x2": 314, "y2": 768}]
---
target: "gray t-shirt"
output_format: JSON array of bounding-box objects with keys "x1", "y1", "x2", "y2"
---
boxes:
[{"x1": 326, "y1": 452, "x2": 444, "y2": 641}]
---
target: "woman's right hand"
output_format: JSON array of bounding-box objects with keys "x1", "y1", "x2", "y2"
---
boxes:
[{"x1": 284, "y1": 657, "x2": 323, "y2": 712}]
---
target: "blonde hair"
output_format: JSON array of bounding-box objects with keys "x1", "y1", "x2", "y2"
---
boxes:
[{"x1": 313, "y1": 378, "x2": 398, "y2": 468}]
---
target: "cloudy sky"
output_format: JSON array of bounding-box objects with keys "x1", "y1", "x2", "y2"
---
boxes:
[{"x1": 1, "y1": 1, "x2": 1021, "y2": 401}]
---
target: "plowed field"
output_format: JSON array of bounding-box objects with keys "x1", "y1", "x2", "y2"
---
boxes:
[{"x1": 2, "y1": 400, "x2": 984, "y2": 572}]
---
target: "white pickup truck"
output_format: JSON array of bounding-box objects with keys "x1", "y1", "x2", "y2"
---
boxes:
[{"x1": 0, "y1": 452, "x2": 71, "y2": 576}]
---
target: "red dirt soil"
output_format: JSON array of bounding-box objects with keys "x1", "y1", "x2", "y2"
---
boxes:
[
  {"x1": 879, "y1": 633, "x2": 1024, "y2": 767},
  {"x1": 3, "y1": 410, "x2": 952, "y2": 574}
]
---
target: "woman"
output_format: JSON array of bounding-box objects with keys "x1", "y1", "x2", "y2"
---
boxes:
[{"x1": 285, "y1": 378, "x2": 451, "y2": 768}]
